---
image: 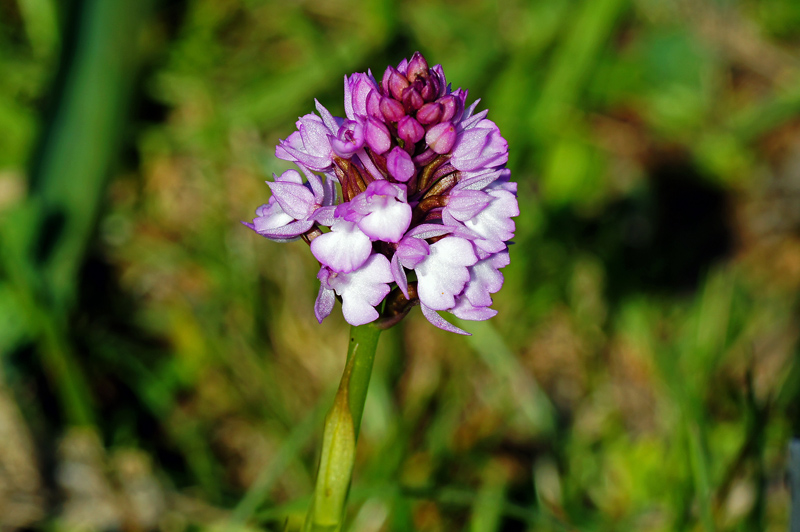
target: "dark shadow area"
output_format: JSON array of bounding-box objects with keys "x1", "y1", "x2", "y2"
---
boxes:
[
  {"x1": 543, "y1": 154, "x2": 734, "y2": 304},
  {"x1": 71, "y1": 251, "x2": 203, "y2": 492}
]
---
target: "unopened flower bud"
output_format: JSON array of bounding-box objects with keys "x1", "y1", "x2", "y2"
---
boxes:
[
  {"x1": 384, "y1": 67, "x2": 409, "y2": 100},
  {"x1": 380, "y1": 66, "x2": 393, "y2": 94},
  {"x1": 416, "y1": 102, "x2": 442, "y2": 125},
  {"x1": 432, "y1": 65, "x2": 447, "y2": 94},
  {"x1": 386, "y1": 146, "x2": 416, "y2": 182},
  {"x1": 406, "y1": 51, "x2": 429, "y2": 81},
  {"x1": 397, "y1": 115, "x2": 425, "y2": 146},
  {"x1": 380, "y1": 96, "x2": 405, "y2": 122},
  {"x1": 365, "y1": 116, "x2": 392, "y2": 154},
  {"x1": 425, "y1": 122, "x2": 456, "y2": 154},
  {"x1": 402, "y1": 86, "x2": 424, "y2": 113},
  {"x1": 421, "y1": 76, "x2": 440, "y2": 102},
  {"x1": 366, "y1": 91, "x2": 382, "y2": 119},
  {"x1": 346, "y1": 73, "x2": 380, "y2": 120},
  {"x1": 448, "y1": 89, "x2": 468, "y2": 123},
  {"x1": 438, "y1": 95, "x2": 458, "y2": 122}
]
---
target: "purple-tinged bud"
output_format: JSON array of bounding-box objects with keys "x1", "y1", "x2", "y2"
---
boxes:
[
  {"x1": 384, "y1": 67, "x2": 410, "y2": 100},
  {"x1": 420, "y1": 77, "x2": 439, "y2": 102},
  {"x1": 395, "y1": 58, "x2": 409, "y2": 76},
  {"x1": 406, "y1": 52, "x2": 429, "y2": 81},
  {"x1": 416, "y1": 102, "x2": 442, "y2": 125},
  {"x1": 386, "y1": 146, "x2": 416, "y2": 182},
  {"x1": 447, "y1": 89, "x2": 468, "y2": 123},
  {"x1": 401, "y1": 86, "x2": 424, "y2": 113},
  {"x1": 345, "y1": 72, "x2": 380, "y2": 120},
  {"x1": 364, "y1": 116, "x2": 392, "y2": 154},
  {"x1": 380, "y1": 66, "x2": 392, "y2": 95},
  {"x1": 437, "y1": 95, "x2": 458, "y2": 122},
  {"x1": 397, "y1": 116, "x2": 425, "y2": 146},
  {"x1": 425, "y1": 122, "x2": 456, "y2": 154},
  {"x1": 380, "y1": 97, "x2": 405, "y2": 123},
  {"x1": 431, "y1": 64, "x2": 447, "y2": 98},
  {"x1": 366, "y1": 91, "x2": 383, "y2": 120}
]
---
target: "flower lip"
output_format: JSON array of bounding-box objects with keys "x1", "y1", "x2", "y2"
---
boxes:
[
  {"x1": 415, "y1": 236, "x2": 478, "y2": 311},
  {"x1": 349, "y1": 181, "x2": 412, "y2": 243},
  {"x1": 310, "y1": 218, "x2": 372, "y2": 273},
  {"x1": 317, "y1": 254, "x2": 394, "y2": 326}
]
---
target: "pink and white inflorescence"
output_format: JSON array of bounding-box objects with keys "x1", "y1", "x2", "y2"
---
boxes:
[{"x1": 244, "y1": 52, "x2": 517, "y2": 335}]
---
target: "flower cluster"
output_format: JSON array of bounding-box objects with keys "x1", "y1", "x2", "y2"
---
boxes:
[{"x1": 244, "y1": 52, "x2": 517, "y2": 335}]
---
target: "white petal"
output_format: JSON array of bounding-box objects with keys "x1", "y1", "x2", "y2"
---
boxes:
[
  {"x1": 358, "y1": 200, "x2": 412, "y2": 243},
  {"x1": 415, "y1": 237, "x2": 477, "y2": 310},
  {"x1": 310, "y1": 221, "x2": 372, "y2": 273},
  {"x1": 332, "y1": 255, "x2": 393, "y2": 326}
]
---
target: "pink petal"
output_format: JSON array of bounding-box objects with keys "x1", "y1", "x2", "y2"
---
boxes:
[
  {"x1": 391, "y1": 253, "x2": 409, "y2": 299},
  {"x1": 446, "y1": 190, "x2": 492, "y2": 221},
  {"x1": 266, "y1": 181, "x2": 315, "y2": 220},
  {"x1": 420, "y1": 304, "x2": 470, "y2": 335},
  {"x1": 450, "y1": 297, "x2": 498, "y2": 321},
  {"x1": 314, "y1": 283, "x2": 336, "y2": 323},
  {"x1": 395, "y1": 237, "x2": 429, "y2": 269}
]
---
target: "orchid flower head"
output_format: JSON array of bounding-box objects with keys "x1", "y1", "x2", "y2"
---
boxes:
[{"x1": 245, "y1": 52, "x2": 517, "y2": 334}]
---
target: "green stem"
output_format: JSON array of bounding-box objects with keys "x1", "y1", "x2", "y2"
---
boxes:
[
  {"x1": 342, "y1": 323, "x2": 381, "y2": 437},
  {"x1": 303, "y1": 323, "x2": 382, "y2": 532}
]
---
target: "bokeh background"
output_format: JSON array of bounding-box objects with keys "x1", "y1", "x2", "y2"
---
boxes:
[{"x1": 1, "y1": 0, "x2": 799, "y2": 530}]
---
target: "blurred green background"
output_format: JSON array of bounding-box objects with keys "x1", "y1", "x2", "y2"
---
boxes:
[{"x1": 1, "y1": 0, "x2": 799, "y2": 530}]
